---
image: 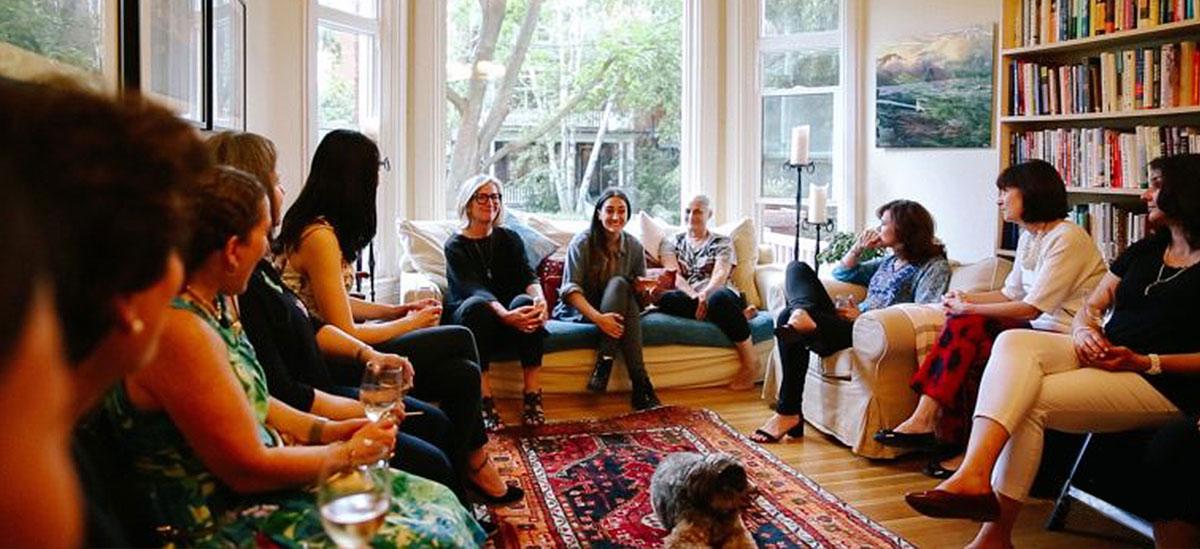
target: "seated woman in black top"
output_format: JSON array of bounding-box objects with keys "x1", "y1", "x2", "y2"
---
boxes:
[
  {"x1": 906, "y1": 154, "x2": 1200, "y2": 548},
  {"x1": 444, "y1": 175, "x2": 548, "y2": 431},
  {"x1": 209, "y1": 131, "x2": 462, "y2": 500}
]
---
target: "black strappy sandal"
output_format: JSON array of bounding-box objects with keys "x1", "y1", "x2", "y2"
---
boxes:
[
  {"x1": 750, "y1": 421, "x2": 804, "y2": 443},
  {"x1": 481, "y1": 396, "x2": 505, "y2": 433},
  {"x1": 522, "y1": 390, "x2": 545, "y2": 426},
  {"x1": 466, "y1": 458, "x2": 524, "y2": 506}
]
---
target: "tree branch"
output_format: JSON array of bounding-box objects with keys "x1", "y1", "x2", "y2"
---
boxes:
[
  {"x1": 483, "y1": 57, "x2": 615, "y2": 168},
  {"x1": 575, "y1": 92, "x2": 617, "y2": 212},
  {"x1": 478, "y1": 0, "x2": 544, "y2": 149},
  {"x1": 446, "y1": 89, "x2": 467, "y2": 117}
]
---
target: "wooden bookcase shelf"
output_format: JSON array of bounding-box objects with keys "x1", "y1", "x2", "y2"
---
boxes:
[{"x1": 996, "y1": 1, "x2": 1200, "y2": 258}]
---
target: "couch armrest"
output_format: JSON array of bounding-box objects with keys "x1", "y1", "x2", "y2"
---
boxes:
[
  {"x1": 398, "y1": 271, "x2": 444, "y2": 304},
  {"x1": 754, "y1": 264, "x2": 785, "y2": 313},
  {"x1": 850, "y1": 306, "x2": 919, "y2": 384}
]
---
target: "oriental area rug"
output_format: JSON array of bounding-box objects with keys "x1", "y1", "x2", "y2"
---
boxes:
[{"x1": 483, "y1": 406, "x2": 912, "y2": 548}]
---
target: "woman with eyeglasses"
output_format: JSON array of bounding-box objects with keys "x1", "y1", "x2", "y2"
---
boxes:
[
  {"x1": 444, "y1": 175, "x2": 549, "y2": 431},
  {"x1": 274, "y1": 130, "x2": 522, "y2": 506}
]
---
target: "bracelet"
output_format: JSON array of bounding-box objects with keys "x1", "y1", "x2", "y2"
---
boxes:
[
  {"x1": 308, "y1": 418, "x2": 327, "y2": 444},
  {"x1": 1146, "y1": 353, "x2": 1163, "y2": 376}
]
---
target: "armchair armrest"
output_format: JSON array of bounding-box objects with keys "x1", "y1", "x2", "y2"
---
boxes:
[{"x1": 851, "y1": 306, "x2": 919, "y2": 383}]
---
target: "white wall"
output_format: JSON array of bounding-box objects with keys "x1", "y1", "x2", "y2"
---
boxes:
[
  {"x1": 860, "y1": 0, "x2": 1000, "y2": 262},
  {"x1": 245, "y1": 0, "x2": 308, "y2": 204}
]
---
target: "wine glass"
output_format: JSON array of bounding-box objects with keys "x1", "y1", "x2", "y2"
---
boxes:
[
  {"x1": 317, "y1": 458, "x2": 392, "y2": 549},
  {"x1": 360, "y1": 361, "x2": 402, "y2": 422}
]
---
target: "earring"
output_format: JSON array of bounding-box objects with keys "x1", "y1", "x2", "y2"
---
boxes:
[{"x1": 130, "y1": 319, "x2": 145, "y2": 334}]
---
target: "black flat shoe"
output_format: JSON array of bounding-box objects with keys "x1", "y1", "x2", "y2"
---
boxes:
[
  {"x1": 922, "y1": 458, "x2": 957, "y2": 479},
  {"x1": 631, "y1": 387, "x2": 662, "y2": 411},
  {"x1": 905, "y1": 489, "x2": 999, "y2": 522},
  {"x1": 873, "y1": 428, "x2": 937, "y2": 450},
  {"x1": 587, "y1": 356, "x2": 614, "y2": 393},
  {"x1": 467, "y1": 479, "x2": 525, "y2": 506}
]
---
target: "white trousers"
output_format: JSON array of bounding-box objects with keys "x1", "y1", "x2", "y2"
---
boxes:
[{"x1": 974, "y1": 329, "x2": 1181, "y2": 501}]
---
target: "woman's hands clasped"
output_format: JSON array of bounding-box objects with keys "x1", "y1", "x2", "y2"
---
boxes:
[
  {"x1": 1073, "y1": 326, "x2": 1147, "y2": 372},
  {"x1": 344, "y1": 416, "x2": 398, "y2": 465},
  {"x1": 501, "y1": 303, "x2": 546, "y2": 334}
]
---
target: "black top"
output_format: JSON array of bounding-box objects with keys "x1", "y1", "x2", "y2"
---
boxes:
[
  {"x1": 444, "y1": 227, "x2": 538, "y2": 310},
  {"x1": 240, "y1": 260, "x2": 332, "y2": 412},
  {"x1": 1106, "y1": 233, "x2": 1200, "y2": 412}
]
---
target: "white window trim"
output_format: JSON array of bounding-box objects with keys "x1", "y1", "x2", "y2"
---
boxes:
[
  {"x1": 733, "y1": 0, "x2": 861, "y2": 236},
  {"x1": 682, "y1": 1, "x2": 720, "y2": 219}
]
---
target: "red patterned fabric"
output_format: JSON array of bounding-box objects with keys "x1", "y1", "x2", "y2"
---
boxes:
[
  {"x1": 484, "y1": 406, "x2": 912, "y2": 548},
  {"x1": 537, "y1": 257, "x2": 564, "y2": 309}
]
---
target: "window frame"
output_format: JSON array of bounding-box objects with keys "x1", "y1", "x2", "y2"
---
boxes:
[{"x1": 307, "y1": 0, "x2": 382, "y2": 149}]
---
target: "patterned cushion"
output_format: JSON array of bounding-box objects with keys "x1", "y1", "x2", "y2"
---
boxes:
[{"x1": 537, "y1": 257, "x2": 565, "y2": 310}]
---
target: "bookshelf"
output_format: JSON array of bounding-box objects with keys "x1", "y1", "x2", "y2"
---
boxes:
[{"x1": 998, "y1": 0, "x2": 1200, "y2": 261}]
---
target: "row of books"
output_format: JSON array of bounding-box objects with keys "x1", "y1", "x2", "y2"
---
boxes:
[
  {"x1": 1010, "y1": 125, "x2": 1200, "y2": 188},
  {"x1": 1009, "y1": 41, "x2": 1200, "y2": 116},
  {"x1": 1070, "y1": 202, "x2": 1150, "y2": 262},
  {"x1": 1014, "y1": 0, "x2": 1197, "y2": 47}
]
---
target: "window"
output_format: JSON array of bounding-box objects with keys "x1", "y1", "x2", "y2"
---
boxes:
[
  {"x1": 0, "y1": 0, "x2": 114, "y2": 88},
  {"x1": 213, "y1": 0, "x2": 245, "y2": 130},
  {"x1": 444, "y1": 0, "x2": 683, "y2": 222},
  {"x1": 757, "y1": 0, "x2": 847, "y2": 253},
  {"x1": 312, "y1": 0, "x2": 380, "y2": 143}
]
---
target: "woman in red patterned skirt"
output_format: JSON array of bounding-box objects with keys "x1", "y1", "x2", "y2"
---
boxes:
[{"x1": 874, "y1": 160, "x2": 1106, "y2": 478}]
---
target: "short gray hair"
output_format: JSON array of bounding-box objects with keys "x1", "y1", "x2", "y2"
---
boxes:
[
  {"x1": 687, "y1": 194, "x2": 713, "y2": 218},
  {"x1": 455, "y1": 174, "x2": 505, "y2": 229}
]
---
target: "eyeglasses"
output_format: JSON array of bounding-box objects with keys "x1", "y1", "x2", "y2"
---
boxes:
[{"x1": 472, "y1": 193, "x2": 503, "y2": 204}]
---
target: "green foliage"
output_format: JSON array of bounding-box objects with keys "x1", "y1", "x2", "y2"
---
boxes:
[
  {"x1": 0, "y1": 0, "x2": 102, "y2": 72},
  {"x1": 817, "y1": 231, "x2": 885, "y2": 265},
  {"x1": 631, "y1": 136, "x2": 680, "y2": 224},
  {"x1": 762, "y1": 0, "x2": 840, "y2": 34}
]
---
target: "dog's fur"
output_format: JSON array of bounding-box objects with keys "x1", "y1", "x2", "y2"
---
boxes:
[{"x1": 650, "y1": 452, "x2": 757, "y2": 548}]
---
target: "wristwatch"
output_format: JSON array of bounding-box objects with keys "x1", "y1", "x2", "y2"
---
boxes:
[{"x1": 1146, "y1": 353, "x2": 1162, "y2": 376}]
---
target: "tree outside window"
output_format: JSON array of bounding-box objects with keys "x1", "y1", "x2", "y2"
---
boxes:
[{"x1": 445, "y1": 0, "x2": 682, "y2": 223}]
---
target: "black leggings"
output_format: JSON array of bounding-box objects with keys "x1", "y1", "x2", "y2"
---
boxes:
[
  {"x1": 367, "y1": 326, "x2": 487, "y2": 477},
  {"x1": 448, "y1": 294, "x2": 546, "y2": 372},
  {"x1": 775, "y1": 261, "x2": 854, "y2": 415},
  {"x1": 1143, "y1": 415, "x2": 1200, "y2": 523},
  {"x1": 657, "y1": 287, "x2": 751, "y2": 343}
]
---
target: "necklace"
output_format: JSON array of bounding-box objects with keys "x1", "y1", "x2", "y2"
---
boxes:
[
  {"x1": 182, "y1": 285, "x2": 238, "y2": 331},
  {"x1": 1144, "y1": 260, "x2": 1196, "y2": 296},
  {"x1": 471, "y1": 235, "x2": 495, "y2": 280}
]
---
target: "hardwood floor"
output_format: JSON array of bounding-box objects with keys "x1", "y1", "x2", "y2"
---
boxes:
[{"x1": 493, "y1": 386, "x2": 1148, "y2": 548}]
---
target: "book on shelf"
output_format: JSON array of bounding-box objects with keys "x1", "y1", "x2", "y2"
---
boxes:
[
  {"x1": 1010, "y1": 124, "x2": 1200, "y2": 188},
  {"x1": 1014, "y1": 0, "x2": 1197, "y2": 47},
  {"x1": 1070, "y1": 202, "x2": 1149, "y2": 262},
  {"x1": 1009, "y1": 39, "x2": 1200, "y2": 116}
]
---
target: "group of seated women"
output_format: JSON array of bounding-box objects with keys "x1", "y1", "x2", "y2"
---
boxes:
[{"x1": 2, "y1": 75, "x2": 1197, "y2": 547}]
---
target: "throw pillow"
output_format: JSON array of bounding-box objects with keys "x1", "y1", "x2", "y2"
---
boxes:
[
  {"x1": 537, "y1": 257, "x2": 565, "y2": 310},
  {"x1": 396, "y1": 219, "x2": 458, "y2": 288},
  {"x1": 524, "y1": 215, "x2": 575, "y2": 261},
  {"x1": 715, "y1": 217, "x2": 762, "y2": 309},
  {"x1": 948, "y1": 257, "x2": 1014, "y2": 293},
  {"x1": 632, "y1": 211, "x2": 674, "y2": 265},
  {"x1": 502, "y1": 211, "x2": 559, "y2": 272}
]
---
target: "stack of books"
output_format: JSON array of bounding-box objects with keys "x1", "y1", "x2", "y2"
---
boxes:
[{"x1": 1014, "y1": 0, "x2": 1197, "y2": 47}]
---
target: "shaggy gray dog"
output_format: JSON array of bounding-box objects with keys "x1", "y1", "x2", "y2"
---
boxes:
[{"x1": 650, "y1": 452, "x2": 757, "y2": 548}]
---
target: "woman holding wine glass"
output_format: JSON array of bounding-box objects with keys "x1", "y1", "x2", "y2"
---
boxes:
[
  {"x1": 104, "y1": 167, "x2": 484, "y2": 546},
  {"x1": 210, "y1": 131, "x2": 465, "y2": 503}
]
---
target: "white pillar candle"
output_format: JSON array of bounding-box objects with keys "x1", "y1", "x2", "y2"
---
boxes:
[
  {"x1": 807, "y1": 184, "x2": 828, "y2": 224},
  {"x1": 789, "y1": 125, "x2": 810, "y2": 165}
]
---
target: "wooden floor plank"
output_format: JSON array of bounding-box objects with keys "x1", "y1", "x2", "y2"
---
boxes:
[{"x1": 492, "y1": 386, "x2": 1149, "y2": 548}]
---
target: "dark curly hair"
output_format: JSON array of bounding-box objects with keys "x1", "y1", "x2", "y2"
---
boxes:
[
  {"x1": 276, "y1": 129, "x2": 379, "y2": 263},
  {"x1": 996, "y1": 160, "x2": 1069, "y2": 223},
  {"x1": 876, "y1": 199, "x2": 945, "y2": 264},
  {"x1": 1149, "y1": 154, "x2": 1200, "y2": 248},
  {"x1": 0, "y1": 78, "x2": 209, "y2": 362}
]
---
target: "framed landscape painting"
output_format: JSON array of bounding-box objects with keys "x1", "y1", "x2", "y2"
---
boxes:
[{"x1": 876, "y1": 25, "x2": 994, "y2": 148}]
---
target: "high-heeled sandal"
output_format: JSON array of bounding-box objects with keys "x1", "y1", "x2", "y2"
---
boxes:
[
  {"x1": 481, "y1": 396, "x2": 505, "y2": 433},
  {"x1": 467, "y1": 457, "x2": 524, "y2": 505},
  {"x1": 750, "y1": 420, "x2": 804, "y2": 443},
  {"x1": 522, "y1": 390, "x2": 545, "y2": 426}
]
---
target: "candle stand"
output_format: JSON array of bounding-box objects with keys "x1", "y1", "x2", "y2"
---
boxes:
[{"x1": 784, "y1": 161, "x2": 835, "y2": 267}]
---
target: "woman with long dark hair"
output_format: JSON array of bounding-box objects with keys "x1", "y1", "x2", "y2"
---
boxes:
[
  {"x1": 275, "y1": 130, "x2": 521, "y2": 505},
  {"x1": 105, "y1": 167, "x2": 484, "y2": 546},
  {"x1": 751, "y1": 199, "x2": 951, "y2": 443},
  {"x1": 553, "y1": 188, "x2": 661, "y2": 410},
  {"x1": 876, "y1": 160, "x2": 1106, "y2": 478},
  {"x1": 906, "y1": 154, "x2": 1200, "y2": 547}
]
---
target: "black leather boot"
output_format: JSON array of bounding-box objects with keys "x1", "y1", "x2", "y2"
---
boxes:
[
  {"x1": 587, "y1": 355, "x2": 614, "y2": 393},
  {"x1": 630, "y1": 376, "x2": 661, "y2": 411}
]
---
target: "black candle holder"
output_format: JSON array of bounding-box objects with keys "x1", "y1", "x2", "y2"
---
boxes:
[{"x1": 783, "y1": 161, "x2": 834, "y2": 267}]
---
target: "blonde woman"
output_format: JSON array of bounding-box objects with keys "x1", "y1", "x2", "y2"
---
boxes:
[{"x1": 444, "y1": 175, "x2": 548, "y2": 430}]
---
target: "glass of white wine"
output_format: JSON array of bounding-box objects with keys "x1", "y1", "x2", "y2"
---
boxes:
[
  {"x1": 317, "y1": 458, "x2": 391, "y2": 549},
  {"x1": 360, "y1": 361, "x2": 402, "y2": 422}
]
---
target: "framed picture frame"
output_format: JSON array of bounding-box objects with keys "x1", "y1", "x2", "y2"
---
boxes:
[
  {"x1": 213, "y1": 0, "x2": 246, "y2": 130},
  {"x1": 120, "y1": 0, "x2": 246, "y2": 130},
  {"x1": 0, "y1": 0, "x2": 120, "y2": 92}
]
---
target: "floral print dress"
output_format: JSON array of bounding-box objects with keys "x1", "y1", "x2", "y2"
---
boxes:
[{"x1": 103, "y1": 297, "x2": 485, "y2": 548}]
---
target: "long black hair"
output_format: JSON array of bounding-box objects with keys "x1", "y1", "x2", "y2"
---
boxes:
[
  {"x1": 585, "y1": 188, "x2": 633, "y2": 288},
  {"x1": 276, "y1": 130, "x2": 379, "y2": 263},
  {"x1": 1149, "y1": 154, "x2": 1200, "y2": 248}
]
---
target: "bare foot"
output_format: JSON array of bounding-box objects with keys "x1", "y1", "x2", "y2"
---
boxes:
[
  {"x1": 786, "y1": 309, "x2": 817, "y2": 333},
  {"x1": 890, "y1": 416, "x2": 934, "y2": 435},
  {"x1": 933, "y1": 468, "x2": 993, "y2": 497},
  {"x1": 728, "y1": 367, "x2": 756, "y2": 391},
  {"x1": 742, "y1": 305, "x2": 758, "y2": 321}
]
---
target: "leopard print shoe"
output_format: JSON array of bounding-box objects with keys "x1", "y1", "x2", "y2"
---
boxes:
[{"x1": 522, "y1": 390, "x2": 546, "y2": 426}]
